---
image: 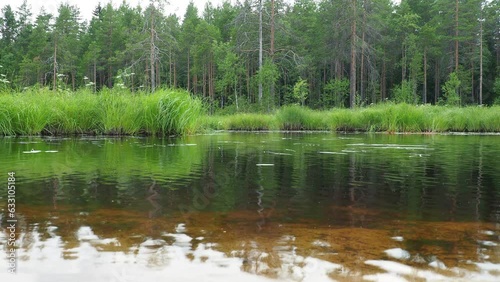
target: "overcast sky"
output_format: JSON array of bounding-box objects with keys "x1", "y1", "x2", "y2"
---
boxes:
[
  {"x1": 1, "y1": 0, "x2": 234, "y2": 21},
  {"x1": 2, "y1": 0, "x2": 402, "y2": 22}
]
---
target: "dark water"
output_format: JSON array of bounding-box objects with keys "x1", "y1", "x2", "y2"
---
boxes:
[{"x1": 1, "y1": 133, "x2": 499, "y2": 281}]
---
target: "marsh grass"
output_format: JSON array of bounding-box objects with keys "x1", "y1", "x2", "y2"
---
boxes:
[
  {"x1": 50, "y1": 91, "x2": 103, "y2": 134},
  {"x1": 11, "y1": 92, "x2": 53, "y2": 135},
  {"x1": 1, "y1": 89, "x2": 499, "y2": 135},
  {"x1": 157, "y1": 90, "x2": 203, "y2": 134},
  {"x1": 378, "y1": 103, "x2": 428, "y2": 132},
  {"x1": 482, "y1": 106, "x2": 500, "y2": 132},
  {"x1": 206, "y1": 103, "x2": 500, "y2": 133},
  {"x1": 276, "y1": 105, "x2": 328, "y2": 130},
  {"x1": 213, "y1": 113, "x2": 277, "y2": 131},
  {"x1": 0, "y1": 88, "x2": 203, "y2": 136},
  {"x1": 0, "y1": 94, "x2": 16, "y2": 135}
]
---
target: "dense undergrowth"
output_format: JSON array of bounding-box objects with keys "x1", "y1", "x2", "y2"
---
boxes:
[{"x1": 1, "y1": 89, "x2": 499, "y2": 136}]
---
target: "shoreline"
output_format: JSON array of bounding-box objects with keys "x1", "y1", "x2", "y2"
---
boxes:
[
  {"x1": 1, "y1": 90, "x2": 499, "y2": 136},
  {"x1": 3, "y1": 131, "x2": 500, "y2": 139}
]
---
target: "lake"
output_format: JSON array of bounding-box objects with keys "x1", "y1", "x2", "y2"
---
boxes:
[{"x1": 1, "y1": 132, "x2": 499, "y2": 281}]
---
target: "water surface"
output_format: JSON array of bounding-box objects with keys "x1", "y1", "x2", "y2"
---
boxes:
[{"x1": 1, "y1": 133, "x2": 499, "y2": 281}]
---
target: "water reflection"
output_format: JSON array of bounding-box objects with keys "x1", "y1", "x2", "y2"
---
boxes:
[
  {"x1": 1, "y1": 207, "x2": 499, "y2": 281},
  {"x1": 146, "y1": 179, "x2": 161, "y2": 218},
  {"x1": 1, "y1": 133, "x2": 500, "y2": 281}
]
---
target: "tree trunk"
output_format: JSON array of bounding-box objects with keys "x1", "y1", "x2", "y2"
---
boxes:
[
  {"x1": 38, "y1": 65, "x2": 42, "y2": 86},
  {"x1": 350, "y1": 0, "x2": 357, "y2": 108},
  {"x1": 193, "y1": 74, "x2": 197, "y2": 95},
  {"x1": 108, "y1": 12, "x2": 114, "y2": 89},
  {"x1": 471, "y1": 60, "x2": 474, "y2": 102},
  {"x1": 335, "y1": 60, "x2": 342, "y2": 79},
  {"x1": 150, "y1": 6, "x2": 156, "y2": 92},
  {"x1": 108, "y1": 65, "x2": 112, "y2": 88},
  {"x1": 173, "y1": 58, "x2": 177, "y2": 88},
  {"x1": 145, "y1": 63, "x2": 149, "y2": 91},
  {"x1": 402, "y1": 42, "x2": 406, "y2": 82},
  {"x1": 203, "y1": 65, "x2": 206, "y2": 97},
  {"x1": 372, "y1": 61, "x2": 377, "y2": 103},
  {"x1": 93, "y1": 59, "x2": 97, "y2": 93},
  {"x1": 434, "y1": 61, "x2": 440, "y2": 103},
  {"x1": 479, "y1": 9, "x2": 483, "y2": 105},
  {"x1": 270, "y1": 0, "x2": 275, "y2": 59},
  {"x1": 455, "y1": 0, "x2": 459, "y2": 72},
  {"x1": 246, "y1": 57, "x2": 251, "y2": 101},
  {"x1": 131, "y1": 74, "x2": 134, "y2": 93},
  {"x1": 187, "y1": 51, "x2": 190, "y2": 91},
  {"x1": 423, "y1": 49, "x2": 427, "y2": 104},
  {"x1": 72, "y1": 70, "x2": 75, "y2": 91},
  {"x1": 270, "y1": 0, "x2": 275, "y2": 105},
  {"x1": 169, "y1": 48, "x2": 172, "y2": 86},
  {"x1": 156, "y1": 60, "x2": 160, "y2": 89},
  {"x1": 211, "y1": 56, "x2": 215, "y2": 102},
  {"x1": 53, "y1": 37, "x2": 57, "y2": 92},
  {"x1": 381, "y1": 56, "x2": 386, "y2": 100},
  {"x1": 360, "y1": 0, "x2": 366, "y2": 101},
  {"x1": 258, "y1": 0, "x2": 263, "y2": 104},
  {"x1": 235, "y1": 78, "x2": 239, "y2": 110}
]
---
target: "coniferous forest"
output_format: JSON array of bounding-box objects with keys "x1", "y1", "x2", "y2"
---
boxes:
[{"x1": 0, "y1": 0, "x2": 499, "y2": 110}]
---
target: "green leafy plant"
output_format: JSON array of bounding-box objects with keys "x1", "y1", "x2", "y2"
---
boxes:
[
  {"x1": 493, "y1": 77, "x2": 500, "y2": 105},
  {"x1": 292, "y1": 78, "x2": 309, "y2": 106},
  {"x1": 323, "y1": 78, "x2": 349, "y2": 108},
  {"x1": 441, "y1": 72, "x2": 461, "y2": 106},
  {"x1": 393, "y1": 80, "x2": 415, "y2": 104}
]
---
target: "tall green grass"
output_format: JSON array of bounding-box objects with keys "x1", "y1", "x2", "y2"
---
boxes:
[
  {"x1": 201, "y1": 113, "x2": 278, "y2": 131},
  {"x1": 0, "y1": 88, "x2": 203, "y2": 136},
  {"x1": 276, "y1": 105, "x2": 328, "y2": 130},
  {"x1": 1, "y1": 89, "x2": 499, "y2": 135},
  {"x1": 205, "y1": 103, "x2": 500, "y2": 133}
]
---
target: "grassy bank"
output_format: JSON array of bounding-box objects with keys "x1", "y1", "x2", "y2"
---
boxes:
[
  {"x1": 203, "y1": 104, "x2": 500, "y2": 133},
  {"x1": 1, "y1": 89, "x2": 499, "y2": 136},
  {"x1": 0, "y1": 88, "x2": 203, "y2": 136}
]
